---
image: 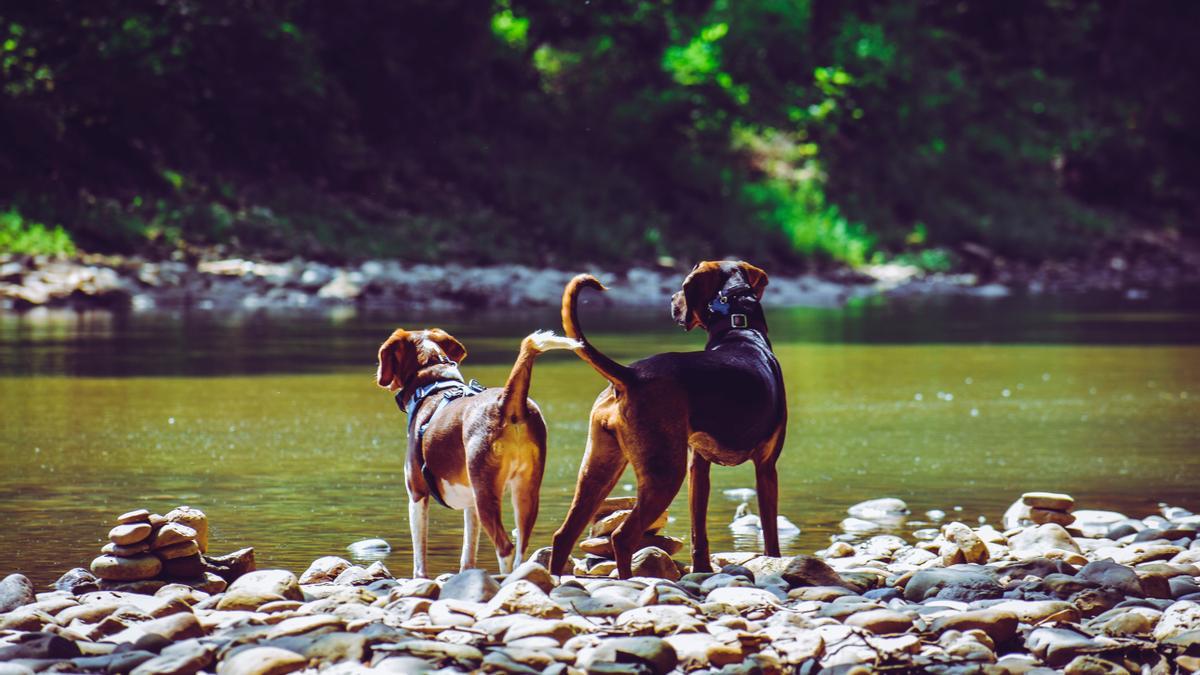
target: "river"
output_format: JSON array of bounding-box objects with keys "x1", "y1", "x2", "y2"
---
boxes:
[{"x1": 2, "y1": 291, "x2": 1198, "y2": 587}]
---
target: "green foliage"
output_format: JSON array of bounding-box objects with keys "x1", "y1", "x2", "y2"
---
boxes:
[
  {"x1": 0, "y1": 210, "x2": 75, "y2": 255},
  {"x1": 0, "y1": 1, "x2": 1195, "y2": 267}
]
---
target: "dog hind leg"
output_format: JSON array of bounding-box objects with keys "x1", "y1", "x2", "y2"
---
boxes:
[
  {"x1": 754, "y1": 454, "x2": 782, "y2": 557},
  {"x1": 611, "y1": 431, "x2": 687, "y2": 579},
  {"x1": 550, "y1": 422, "x2": 626, "y2": 574}
]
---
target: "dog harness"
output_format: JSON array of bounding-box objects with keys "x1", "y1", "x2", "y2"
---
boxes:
[{"x1": 396, "y1": 376, "x2": 486, "y2": 508}]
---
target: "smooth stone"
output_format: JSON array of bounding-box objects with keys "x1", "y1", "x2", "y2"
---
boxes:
[
  {"x1": 1003, "y1": 499, "x2": 1033, "y2": 529},
  {"x1": 334, "y1": 560, "x2": 392, "y2": 585},
  {"x1": 129, "y1": 638, "x2": 212, "y2": 675},
  {"x1": 0, "y1": 607, "x2": 56, "y2": 631},
  {"x1": 374, "y1": 639, "x2": 483, "y2": 666},
  {"x1": 110, "y1": 611, "x2": 204, "y2": 643},
  {"x1": 502, "y1": 561, "x2": 555, "y2": 594},
  {"x1": 1072, "y1": 510, "x2": 1128, "y2": 538},
  {"x1": 91, "y1": 553, "x2": 163, "y2": 581},
  {"x1": 217, "y1": 570, "x2": 302, "y2": 610},
  {"x1": 630, "y1": 546, "x2": 679, "y2": 580},
  {"x1": 1009, "y1": 523, "x2": 1081, "y2": 558},
  {"x1": 844, "y1": 608, "x2": 913, "y2": 634},
  {"x1": 110, "y1": 523, "x2": 153, "y2": 546},
  {"x1": 157, "y1": 540, "x2": 201, "y2": 560},
  {"x1": 1021, "y1": 492, "x2": 1075, "y2": 511},
  {"x1": 847, "y1": 498, "x2": 910, "y2": 520},
  {"x1": 165, "y1": 506, "x2": 209, "y2": 554},
  {"x1": 579, "y1": 636, "x2": 677, "y2": 675},
  {"x1": 1154, "y1": 600, "x2": 1200, "y2": 641},
  {"x1": 299, "y1": 556, "x2": 353, "y2": 585},
  {"x1": 781, "y1": 554, "x2": 849, "y2": 589},
  {"x1": 943, "y1": 522, "x2": 990, "y2": 564},
  {"x1": 118, "y1": 508, "x2": 152, "y2": 523},
  {"x1": 0, "y1": 573, "x2": 36, "y2": 612},
  {"x1": 1025, "y1": 627, "x2": 1103, "y2": 668},
  {"x1": 592, "y1": 509, "x2": 668, "y2": 537},
  {"x1": 53, "y1": 568, "x2": 100, "y2": 596},
  {"x1": 1061, "y1": 655, "x2": 1131, "y2": 674},
  {"x1": 593, "y1": 496, "x2": 640, "y2": 522},
  {"x1": 787, "y1": 585, "x2": 856, "y2": 602},
  {"x1": 1030, "y1": 507, "x2": 1076, "y2": 526},
  {"x1": 440, "y1": 568, "x2": 500, "y2": 603},
  {"x1": 189, "y1": 572, "x2": 228, "y2": 594},
  {"x1": 930, "y1": 608, "x2": 1019, "y2": 643},
  {"x1": 563, "y1": 594, "x2": 637, "y2": 617},
  {"x1": 616, "y1": 605, "x2": 704, "y2": 635},
  {"x1": 904, "y1": 566, "x2": 1002, "y2": 602},
  {"x1": 267, "y1": 614, "x2": 345, "y2": 638},
  {"x1": 502, "y1": 618, "x2": 581, "y2": 644},
  {"x1": 581, "y1": 533, "x2": 684, "y2": 557},
  {"x1": 479, "y1": 579, "x2": 565, "y2": 619},
  {"x1": 989, "y1": 599, "x2": 1080, "y2": 624},
  {"x1": 0, "y1": 632, "x2": 82, "y2": 661},
  {"x1": 1077, "y1": 560, "x2": 1142, "y2": 597},
  {"x1": 1087, "y1": 609, "x2": 1156, "y2": 637},
  {"x1": 103, "y1": 541, "x2": 152, "y2": 556},
  {"x1": 72, "y1": 651, "x2": 156, "y2": 674},
  {"x1": 1171, "y1": 576, "x2": 1200, "y2": 598},
  {"x1": 704, "y1": 586, "x2": 780, "y2": 611},
  {"x1": 389, "y1": 577, "x2": 440, "y2": 600},
  {"x1": 202, "y1": 547, "x2": 257, "y2": 583},
  {"x1": 217, "y1": 646, "x2": 306, "y2": 675},
  {"x1": 150, "y1": 523, "x2": 198, "y2": 550}
]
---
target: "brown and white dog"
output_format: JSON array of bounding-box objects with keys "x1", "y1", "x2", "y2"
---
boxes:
[
  {"x1": 550, "y1": 261, "x2": 788, "y2": 578},
  {"x1": 377, "y1": 328, "x2": 579, "y2": 577}
]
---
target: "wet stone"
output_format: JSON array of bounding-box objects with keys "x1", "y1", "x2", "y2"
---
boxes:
[
  {"x1": 91, "y1": 553, "x2": 163, "y2": 581},
  {"x1": 1022, "y1": 492, "x2": 1075, "y2": 511},
  {"x1": 110, "y1": 522, "x2": 153, "y2": 545},
  {"x1": 440, "y1": 568, "x2": 500, "y2": 603},
  {"x1": 0, "y1": 573, "x2": 36, "y2": 612}
]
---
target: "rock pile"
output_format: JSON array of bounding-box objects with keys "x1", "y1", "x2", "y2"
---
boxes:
[
  {"x1": 74, "y1": 506, "x2": 255, "y2": 596},
  {"x1": 571, "y1": 497, "x2": 685, "y2": 580},
  {"x1": 1004, "y1": 491, "x2": 1077, "y2": 529},
  {"x1": 1, "y1": 492, "x2": 1197, "y2": 673}
]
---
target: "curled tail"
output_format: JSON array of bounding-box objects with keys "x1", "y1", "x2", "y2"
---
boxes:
[
  {"x1": 500, "y1": 330, "x2": 582, "y2": 422},
  {"x1": 561, "y1": 274, "x2": 635, "y2": 389}
]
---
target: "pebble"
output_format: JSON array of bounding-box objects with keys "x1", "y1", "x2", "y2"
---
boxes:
[
  {"x1": 1022, "y1": 491, "x2": 1075, "y2": 511},
  {"x1": 439, "y1": 568, "x2": 500, "y2": 603},
  {"x1": 150, "y1": 522, "x2": 198, "y2": 549},
  {"x1": 118, "y1": 509, "x2": 152, "y2": 524},
  {"x1": 630, "y1": 546, "x2": 680, "y2": 580},
  {"x1": 0, "y1": 574, "x2": 35, "y2": 613}
]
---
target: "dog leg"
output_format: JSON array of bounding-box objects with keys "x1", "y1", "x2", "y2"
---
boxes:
[
  {"x1": 460, "y1": 506, "x2": 480, "y2": 571},
  {"x1": 550, "y1": 423, "x2": 626, "y2": 575},
  {"x1": 611, "y1": 434, "x2": 686, "y2": 579},
  {"x1": 755, "y1": 455, "x2": 782, "y2": 557},
  {"x1": 408, "y1": 497, "x2": 430, "y2": 578},
  {"x1": 688, "y1": 451, "x2": 714, "y2": 573},
  {"x1": 473, "y1": 479, "x2": 515, "y2": 574},
  {"x1": 510, "y1": 464, "x2": 542, "y2": 569}
]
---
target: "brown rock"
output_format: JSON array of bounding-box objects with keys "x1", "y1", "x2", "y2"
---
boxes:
[
  {"x1": 102, "y1": 541, "x2": 151, "y2": 557},
  {"x1": 165, "y1": 506, "x2": 209, "y2": 553},
  {"x1": 592, "y1": 509, "x2": 669, "y2": 537},
  {"x1": 203, "y1": 547, "x2": 256, "y2": 583},
  {"x1": 593, "y1": 497, "x2": 639, "y2": 523},
  {"x1": 1030, "y1": 508, "x2": 1076, "y2": 526},
  {"x1": 151, "y1": 522, "x2": 198, "y2": 550},
  {"x1": 91, "y1": 553, "x2": 162, "y2": 581},
  {"x1": 157, "y1": 540, "x2": 200, "y2": 560},
  {"x1": 1022, "y1": 492, "x2": 1075, "y2": 511},
  {"x1": 118, "y1": 509, "x2": 152, "y2": 524},
  {"x1": 581, "y1": 534, "x2": 683, "y2": 557},
  {"x1": 109, "y1": 523, "x2": 152, "y2": 546},
  {"x1": 217, "y1": 646, "x2": 306, "y2": 675},
  {"x1": 630, "y1": 547, "x2": 680, "y2": 580},
  {"x1": 163, "y1": 553, "x2": 206, "y2": 578}
]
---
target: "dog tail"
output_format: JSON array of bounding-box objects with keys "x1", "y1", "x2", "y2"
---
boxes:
[
  {"x1": 561, "y1": 274, "x2": 635, "y2": 389},
  {"x1": 499, "y1": 330, "x2": 582, "y2": 422}
]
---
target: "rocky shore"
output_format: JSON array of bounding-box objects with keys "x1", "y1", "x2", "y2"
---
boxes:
[
  {"x1": 3, "y1": 230, "x2": 1198, "y2": 313},
  {"x1": 2, "y1": 492, "x2": 1199, "y2": 674}
]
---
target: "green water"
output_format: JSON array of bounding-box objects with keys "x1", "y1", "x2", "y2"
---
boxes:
[{"x1": 2, "y1": 295, "x2": 1199, "y2": 587}]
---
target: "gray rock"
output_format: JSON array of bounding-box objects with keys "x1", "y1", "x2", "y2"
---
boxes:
[
  {"x1": 130, "y1": 638, "x2": 213, "y2": 675},
  {"x1": 479, "y1": 579, "x2": 564, "y2": 619},
  {"x1": 53, "y1": 568, "x2": 99, "y2": 595},
  {"x1": 847, "y1": 498, "x2": 910, "y2": 520},
  {"x1": 930, "y1": 608, "x2": 1019, "y2": 643},
  {"x1": 373, "y1": 639, "x2": 483, "y2": 667},
  {"x1": 0, "y1": 573, "x2": 35, "y2": 612},
  {"x1": 440, "y1": 568, "x2": 500, "y2": 603},
  {"x1": 503, "y1": 561, "x2": 555, "y2": 593},
  {"x1": 1009, "y1": 523, "x2": 1081, "y2": 558},
  {"x1": 580, "y1": 637, "x2": 678, "y2": 675},
  {"x1": 562, "y1": 594, "x2": 637, "y2": 617},
  {"x1": 903, "y1": 566, "x2": 1002, "y2": 602},
  {"x1": 217, "y1": 569, "x2": 302, "y2": 610},
  {"x1": 298, "y1": 556, "x2": 353, "y2": 585},
  {"x1": 781, "y1": 555, "x2": 848, "y2": 589},
  {"x1": 1077, "y1": 560, "x2": 1142, "y2": 597},
  {"x1": 1025, "y1": 627, "x2": 1102, "y2": 668}
]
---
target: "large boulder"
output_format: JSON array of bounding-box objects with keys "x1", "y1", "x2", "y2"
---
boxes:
[{"x1": 216, "y1": 570, "x2": 301, "y2": 610}]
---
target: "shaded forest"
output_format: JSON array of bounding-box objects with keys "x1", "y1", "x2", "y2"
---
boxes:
[{"x1": 1, "y1": 0, "x2": 1197, "y2": 269}]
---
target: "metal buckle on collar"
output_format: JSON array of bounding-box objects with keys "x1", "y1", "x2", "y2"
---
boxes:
[{"x1": 731, "y1": 313, "x2": 748, "y2": 328}]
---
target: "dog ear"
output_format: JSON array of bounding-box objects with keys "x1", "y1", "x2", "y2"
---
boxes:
[
  {"x1": 739, "y1": 261, "x2": 769, "y2": 300},
  {"x1": 377, "y1": 330, "x2": 417, "y2": 391},
  {"x1": 426, "y1": 328, "x2": 467, "y2": 364},
  {"x1": 675, "y1": 261, "x2": 725, "y2": 331}
]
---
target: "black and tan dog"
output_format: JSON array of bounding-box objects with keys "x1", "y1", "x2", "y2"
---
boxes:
[
  {"x1": 377, "y1": 328, "x2": 579, "y2": 577},
  {"x1": 550, "y1": 261, "x2": 787, "y2": 578}
]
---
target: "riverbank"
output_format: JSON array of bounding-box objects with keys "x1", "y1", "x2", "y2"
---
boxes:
[
  {"x1": 1, "y1": 492, "x2": 1197, "y2": 673},
  {"x1": 3, "y1": 231, "x2": 1198, "y2": 313}
]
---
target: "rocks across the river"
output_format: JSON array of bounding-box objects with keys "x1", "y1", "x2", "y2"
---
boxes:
[
  {"x1": 82, "y1": 505, "x2": 252, "y2": 595},
  {"x1": 3, "y1": 492, "x2": 1199, "y2": 673}
]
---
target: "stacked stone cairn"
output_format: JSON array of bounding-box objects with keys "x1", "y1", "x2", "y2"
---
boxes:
[
  {"x1": 1, "y1": 492, "x2": 1199, "y2": 673},
  {"x1": 572, "y1": 496, "x2": 686, "y2": 580},
  {"x1": 80, "y1": 506, "x2": 254, "y2": 595}
]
